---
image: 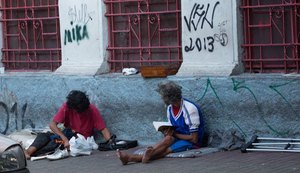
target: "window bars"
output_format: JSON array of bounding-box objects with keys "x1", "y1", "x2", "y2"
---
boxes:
[
  {"x1": 0, "y1": 0, "x2": 61, "y2": 71},
  {"x1": 241, "y1": 0, "x2": 300, "y2": 73},
  {"x1": 104, "y1": 0, "x2": 182, "y2": 72}
]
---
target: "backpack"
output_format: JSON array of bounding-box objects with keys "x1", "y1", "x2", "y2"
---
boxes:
[{"x1": 98, "y1": 134, "x2": 138, "y2": 151}]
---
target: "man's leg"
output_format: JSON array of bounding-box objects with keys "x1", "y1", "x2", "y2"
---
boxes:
[
  {"x1": 116, "y1": 135, "x2": 174, "y2": 165},
  {"x1": 142, "y1": 135, "x2": 174, "y2": 163},
  {"x1": 24, "y1": 132, "x2": 52, "y2": 159},
  {"x1": 24, "y1": 147, "x2": 36, "y2": 160},
  {"x1": 117, "y1": 150, "x2": 143, "y2": 165}
]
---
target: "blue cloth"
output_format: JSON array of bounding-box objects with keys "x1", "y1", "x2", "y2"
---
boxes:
[
  {"x1": 50, "y1": 128, "x2": 74, "y2": 140},
  {"x1": 170, "y1": 138, "x2": 193, "y2": 153}
]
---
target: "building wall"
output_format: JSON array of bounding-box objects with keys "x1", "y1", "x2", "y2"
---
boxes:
[
  {"x1": 0, "y1": 1, "x2": 299, "y2": 146},
  {"x1": 178, "y1": 0, "x2": 241, "y2": 76},
  {"x1": 55, "y1": 0, "x2": 108, "y2": 74},
  {"x1": 55, "y1": 0, "x2": 243, "y2": 75},
  {"x1": 0, "y1": 74, "x2": 299, "y2": 145},
  {"x1": 0, "y1": 0, "x2": 243, "y2": 75}
]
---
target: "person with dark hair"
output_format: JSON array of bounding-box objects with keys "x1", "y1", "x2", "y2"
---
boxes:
[
  {"x1": 24, "y1": 90, "x2": 112, "y2": 159},
  {"x1": 117, "y1": 81, "x2": 204, "y2": 165}
]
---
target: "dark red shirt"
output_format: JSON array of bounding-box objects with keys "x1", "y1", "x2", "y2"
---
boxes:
[{"x1": 53, "y1": 103, "x2": 106, "y2": 138}]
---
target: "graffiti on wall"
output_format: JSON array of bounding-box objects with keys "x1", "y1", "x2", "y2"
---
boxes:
[
  {"x1": 0, "y1": 79, "x2": 299, "y2": 138},
  {"x1": 64, "y1": 3, "x2": 94, "y2": 45},
  {"x1": 183, "y1": 1, "x2": 229, "y2": 53},
  {"x1": 197, "y1": 78, "x2": 299, "y2": 138},
  {"x1": 214, "y1": 20, "x2": 228, "y2": 47},
  {"x1": 0, "y1": 89, "x2": 35, "y2": 135}
]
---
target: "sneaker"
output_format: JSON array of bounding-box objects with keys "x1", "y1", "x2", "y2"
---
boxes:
[{"x1": 46, "y1": 149, "x2": 69, "y2": 161}]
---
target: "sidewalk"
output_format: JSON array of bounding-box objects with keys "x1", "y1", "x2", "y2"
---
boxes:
[{"x1": 27, "y1": 148, "x2": 300, "y2": 173}]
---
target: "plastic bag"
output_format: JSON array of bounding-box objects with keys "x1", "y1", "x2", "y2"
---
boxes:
[{"x1": 69, "y1": 134, "x2": 98, "y2": 157}]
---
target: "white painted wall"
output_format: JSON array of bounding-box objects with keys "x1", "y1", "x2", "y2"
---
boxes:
[
  {"x1": 97, "y1": 0, "x2": 110, "y2": 74},
  {"x1": 178, "y1": 0, "x2": 239, "y2": 76},
  {"x1": 56, "y1": 0, "x2": 108, "y2": 75},
  {"x1": 0, "y1": 10, "x2": 4, "y2": 74}
]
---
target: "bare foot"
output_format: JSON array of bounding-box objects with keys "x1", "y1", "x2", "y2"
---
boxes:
[
  {"x1": 142, "y1": 147, "x2": 153, "y2": 163},
  {"x1": 24, "y1": 150, "x2": 31, "y2": 160},
  {"x1": 116, "y1": 149, "x2": 129, "y2": 165}
]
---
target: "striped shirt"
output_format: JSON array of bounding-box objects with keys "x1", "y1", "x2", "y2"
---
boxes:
[{"x1": 167, "y1": 98, "x2": 204, "y2": 144}]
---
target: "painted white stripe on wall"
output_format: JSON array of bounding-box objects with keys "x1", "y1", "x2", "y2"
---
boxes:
[
  {"x1": 178, "y1": 0, "x2": 239, "y2": 76},
  {"x1": 56, "y1": 0, "x2": 105, "y2": 75}
]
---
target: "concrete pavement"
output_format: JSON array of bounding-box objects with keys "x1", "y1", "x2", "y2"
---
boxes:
[{"x1": 27, "y1": 147, "x2": 300, "y2": 173}]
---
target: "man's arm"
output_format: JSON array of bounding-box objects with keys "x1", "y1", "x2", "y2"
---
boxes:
[
  {"x1": 100, "y1": 127, "x2": 112, "y2": 141},
  {"x1": 173, "y1": 132, "x2": 198, "y2": 143},
  {"x1": 175, "y1": 102, "x2": 201, "y2": 143},
  {"x1": 49, "y1": 121, "x2": 70, "y2": 149}
]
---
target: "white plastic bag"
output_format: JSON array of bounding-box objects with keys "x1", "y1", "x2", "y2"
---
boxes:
[
  {"x1": 87, "y1": 136, "x2": 99, "y2": 150},
  {"x1": 69, "y1": 134, "x2": 98, "y2": 157},
  {"x1": 122, "y1": 68, "x2": 138, "y2": 75}
]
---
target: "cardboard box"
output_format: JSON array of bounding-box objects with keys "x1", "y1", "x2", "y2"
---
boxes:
[
  {"x1": 140, "y1": 66, "x2": 168, "y2": 78},
  {"x1": 140, "y1": 66, "x2": 179, "y2": 78}
]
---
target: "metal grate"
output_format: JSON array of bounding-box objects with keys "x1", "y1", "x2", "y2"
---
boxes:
[
  {"x1": 241, "y1": 0, "x2": 300, "y2": 73},
  {"x1": 104, "y1": 0, "x2": 182, "y2": 72},
  {"x1": 0, "y1": 0, "x2": 61, "y2": 71}
]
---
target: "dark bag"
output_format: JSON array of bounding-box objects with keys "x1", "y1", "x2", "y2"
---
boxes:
[{"x1": 98, "y1": 134, "x2": 138, "y2": 151}]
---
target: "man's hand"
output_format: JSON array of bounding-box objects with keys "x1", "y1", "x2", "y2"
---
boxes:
[
  {"x1": 49, "y1": 121, "x2": 70, "y2": 149},
  {"x1": 162, "y1": 127, "x2": 174, "y2": 136},
  {"x1": 62, "y1": 137, "x2": 70, "y2": 149}
]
